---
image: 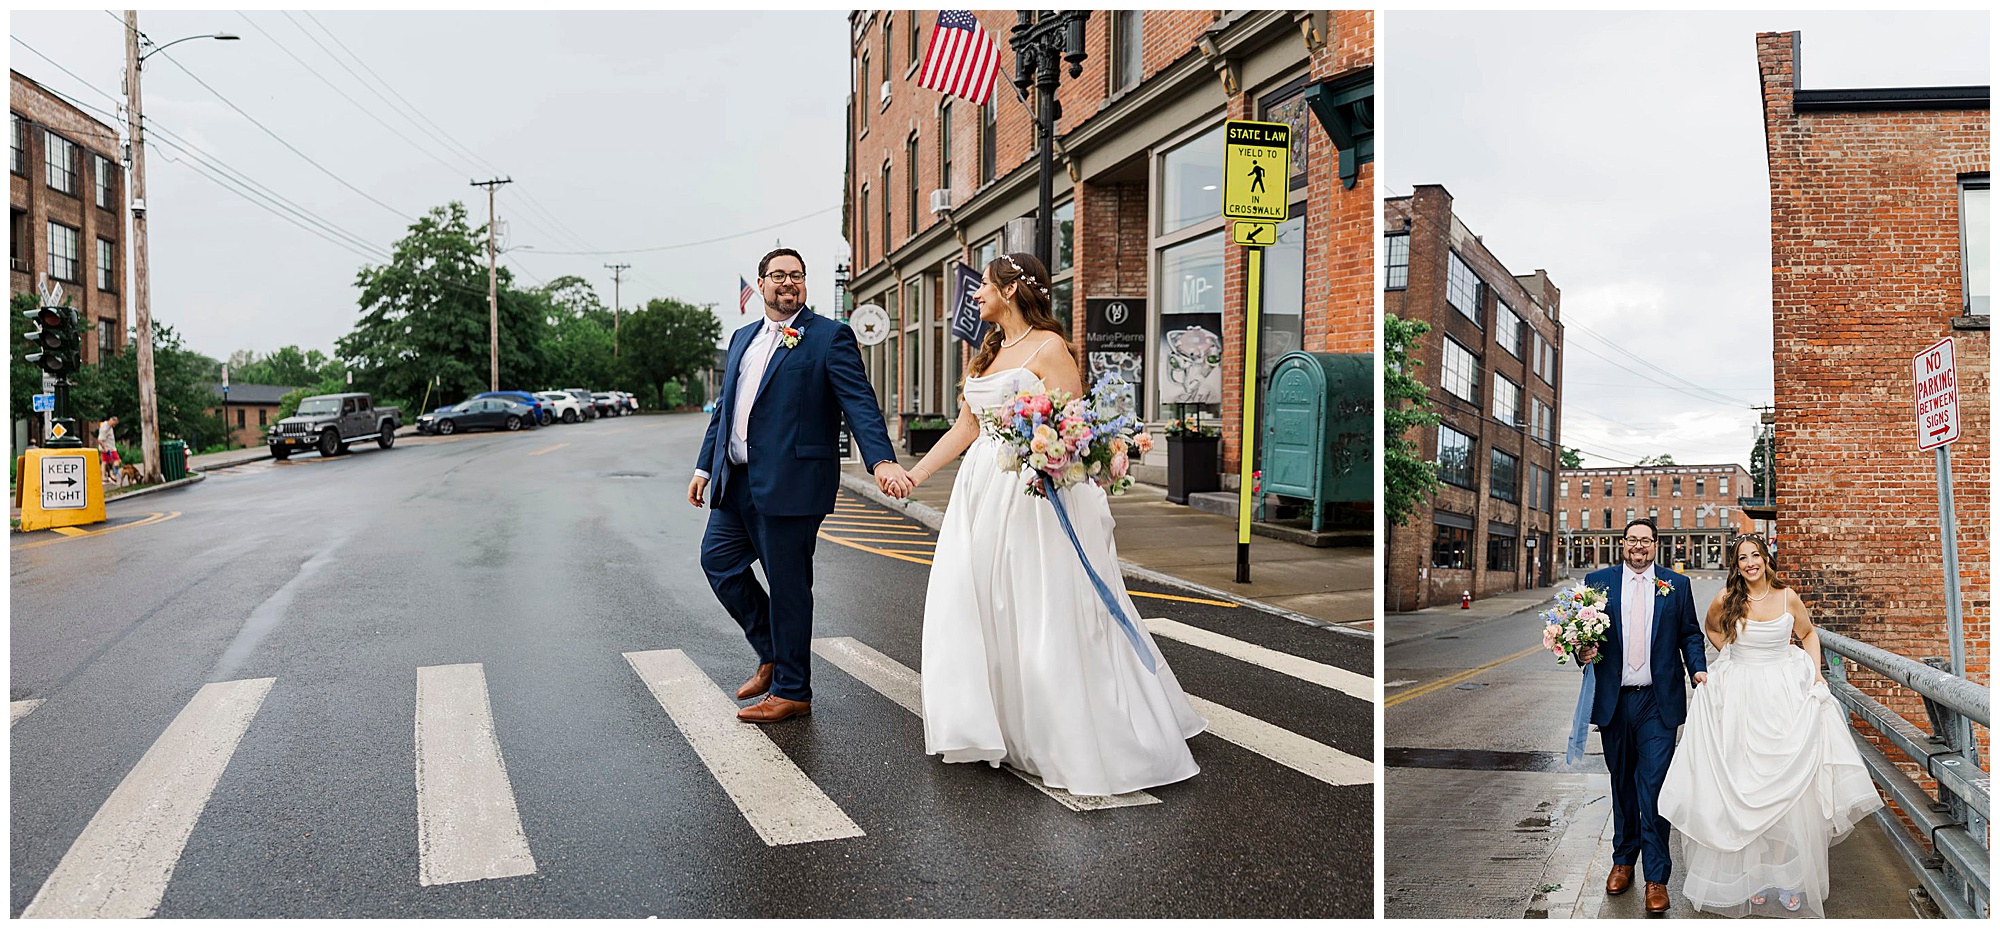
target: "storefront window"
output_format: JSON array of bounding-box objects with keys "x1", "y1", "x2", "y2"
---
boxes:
[
  {"x1": 1154, "y1": 230, "x2": 1225, "y2": 419},
  {"x1": 1054, "y1": 200, "x2": 1074, "y2": 272},
  {"x1": 1050, "y1": 278, "x2": 1072, "y2": 337},
  {"x1": 1159, "y1": 125, "x2": 1224, "y2": 235},
  {"x1": 1259, "y1": 214, "x2": 1305, "y2": 381}
]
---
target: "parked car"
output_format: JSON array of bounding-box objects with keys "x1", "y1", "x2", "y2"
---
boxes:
[
  {"x1": 534, "y1": 390, "x2": 586, "y2": 424},
  {"x1": 415, "y1": 398, "x2": 536, "y2": 435},
  {"x1": 268, "y1": 392, "x2": 401, "y2": 460},
  {"x1": 474, "y1": 390, "x2": 547, "y2": 426},
  {"x1": 591, "y1": 392, "x2": 624, "y2": 417},
  {"x1": 621, "y1": 391, "x2": 640, "y2": 413},
  {"x1": 563, "y1": 388, "x2": 599, "y2": 420}
]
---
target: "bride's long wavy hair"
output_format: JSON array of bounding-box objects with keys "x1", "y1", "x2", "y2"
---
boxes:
[
  {"x1": 1718, "y1": 534, "x2": 1787, "y2": 644},
  {"x1": 966, "y1": 252, "x2": 1073, "y2": 382}
]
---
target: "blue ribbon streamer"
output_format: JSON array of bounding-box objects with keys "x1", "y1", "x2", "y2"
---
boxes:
[
  {"x1": 1039, "y1": 472, "x2": 1158, "y2": 674},
  {"x1": 1567, "y1": 661, "x2": 1596, "y2": 766}
]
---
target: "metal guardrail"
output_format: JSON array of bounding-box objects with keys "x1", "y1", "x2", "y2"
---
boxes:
[{"x1": 1822, "y1": 628, "x2": 1990, "y2": 919}]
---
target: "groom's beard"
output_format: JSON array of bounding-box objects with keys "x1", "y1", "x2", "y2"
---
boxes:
[{"x1": 766, "y1": 289, "x2": 804, "y2": 314}]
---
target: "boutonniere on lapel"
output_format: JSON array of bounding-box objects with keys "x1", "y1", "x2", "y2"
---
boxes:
[
  {"x1": 1654, "y1": 578, "x2": 1672, "y2": 598},
  {"x1": 780, "y1": 324, "x2": 802, "y2": 349}
]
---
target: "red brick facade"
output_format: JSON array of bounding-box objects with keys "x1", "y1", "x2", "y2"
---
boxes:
[
  {"x1": 1385, "y1": 187, "x2": 1563, "y2": 610},
  {"x1": 11, "y1": 70, "x2": 127, "y2": 366},
  {"x1": 844, "y1": 12, "x2": 1372, "y2": 496},
  {"x1": 1759, "y1": 31, "x2": 1990, "y2": 763},
  {"x1": 1556, "y1": 465, "x2": 1756, "y2": 572}
]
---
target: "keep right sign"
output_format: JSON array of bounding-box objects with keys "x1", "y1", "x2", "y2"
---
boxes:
[{"x1": 1913, "y1": 336, "x2": 1960, "y2": 450}]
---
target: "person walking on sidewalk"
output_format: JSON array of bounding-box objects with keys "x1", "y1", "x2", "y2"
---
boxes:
[{"x1": 97, "y1": 416, "x2": 123, "y2": 488}]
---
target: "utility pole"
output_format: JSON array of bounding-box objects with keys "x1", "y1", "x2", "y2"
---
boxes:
[
  {"x1": 123, "y1": 12, "x2": 161, "y2": 483},
  {"x1": 471, "y1": 178, "x2": 511, "y2": 391},
  {"x1": 604, "y1": 262, "x2": 630, "y2": 357}
]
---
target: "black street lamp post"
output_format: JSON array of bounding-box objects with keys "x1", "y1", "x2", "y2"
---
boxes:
[{"x1": 1009, "y1": 11, "x2": 1090, "y2": 273}]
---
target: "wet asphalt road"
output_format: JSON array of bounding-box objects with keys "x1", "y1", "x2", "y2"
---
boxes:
[{"x1": 11, "y1": 412, "x2": 1374, "y2": 918}]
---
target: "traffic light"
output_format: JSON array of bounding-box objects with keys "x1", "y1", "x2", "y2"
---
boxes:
[{"x1": 22, "y1": 305, "x2": 79, "y2": 378}]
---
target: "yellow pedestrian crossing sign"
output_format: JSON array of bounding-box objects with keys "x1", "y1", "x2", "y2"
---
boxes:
[
  {"x1": 1223, "y1": 120, "x2": 1291, "y2": 222},
  {"x1": 1233, "y1": 221, "x2": 1276, "y2": 247}
]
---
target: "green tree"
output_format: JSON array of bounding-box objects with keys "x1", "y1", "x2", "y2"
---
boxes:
[
  {"x1": 228, "y1": 345, "x2": 340, "y2": 389},
  {"x1": 1384, "y1": 313, "x2": 1442, "y2": 526},
  {"x1": 1561, "y1": 446, "x2": 1584, "y2": 469},
  {"x1": 70, "y1": 322, "x2": 228, "y2": 454},
  {"x1": 336, "y1": 202, "x2": 550, "y2": 411},
  {"x1": 1637, "y1": 454, "x2": 1676, "y2": 467},
  {"x1": 659, "y1": 379, "x2": 685, "y2": 409},
  {"x1": 618, "y1": 299, "x2": 722, "y2": 410},
  {"x1": 542, "y1": 310, "x2": 618, "y2": 390}
]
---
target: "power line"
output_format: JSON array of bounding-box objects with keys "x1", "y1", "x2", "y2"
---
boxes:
[{"x1": 301, "y1": 11, "x2": 502, "y2": 177}]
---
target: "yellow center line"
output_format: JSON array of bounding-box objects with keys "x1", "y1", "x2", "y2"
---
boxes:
[
  {"x1": 1384, "y1": 644, "x2": 1546, "y2": 709},
  {"x1": 529, "y1": 443, "x2": 571, "y2": 456},
  {"x1": 829, "y1": 537, "x2": 938, "y2": 547},
  {"x1": 821, "y1": 525, "x2": 930, "y2": 534},
  {"x1": 816, "y1": 530, "x2": 1238, "y2": 610},
  {"x1": 12, "y1": 511, "x2": 182, "y2": 551},
  {"x1": 817, "y1": 531, "x2": 933, "y2": 565},
  {"x1": 50, "y1": 527, "x2": 90, "y2": 536},
  {"x1": 1129, "y1": 590, "x2": 1239, "y2": 608}
]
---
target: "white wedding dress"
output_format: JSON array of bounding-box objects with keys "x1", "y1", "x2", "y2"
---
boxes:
[
  {"x1": 920, "y1": 366, "x2": 1206, "y2": 796},
  {"x1": 1658, "y1": 613, "x2": 1884, "y2": 918}
]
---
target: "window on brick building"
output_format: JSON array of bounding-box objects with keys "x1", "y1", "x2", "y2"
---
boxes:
[
  {"x1": 1960, "y1": 175, "x2": 1988, "y2": 315},
  {"x1": 1696, "y1": 477, "x2": 1704, "y2": 496},
  {"x1": 882, "y1": 15, "x2": 894, "y2": 81},
  {"x1": 1054, "y1": 200, "x2": 1073, "y2": 273},
  {"x1": 908, "y1": 12, "x2": 921, "y2": 71},
  {"x1": 1111, "y1": 11, "x2": 1143, "y2": 93},
  {"x1": 1492, "y1": 375, "x2": 1519, "y2": 427},
  {"x1": 95, "y1": 155, "x2": 115, "y2": 209},
  {"x1": 1446, "y1": 251, "x2": 1481, "y2": 326},
  {"x1": 1721, "y1": 506, "x2": 1731, "y2": 525},
  {"x1": 1672, "y1": 507, "x2": 1682, "y2": 529},
  {"x1": 1259, "y1": 214, "x2": 1305, "y2": 381},
  {"x1": 1672, "y1": 476, "x2": 1682, "y2": 497},
  {"x1": 858, "y1": 54, "x2": 870, "y2": 134},
  {"x1": 858, "y1": 185, "x2": 869, "y2": 265},
  {"x1": 237, "y1": 408, "x2": 246, "y2": 428},
  {"x1": 1561, "y1": 479, "x2": 1570, "y2": 498},
  {"x1": 980, "y1": 100, "x2": 995, "y2": 185},
  {"x1": 1529, "y1": 396, "x2": 1550, "y2": 442},
  {"x1": 1152, "y1": 229, "x2": 1224, "y2": 419},
  {"x1": 1440, "y1": 338, "x2": 1479, "y2": 403},
  {"x1": 880, "y1": 163, "x2": 891, "y2": 257},
  {"x1": 1625, "y1": 507, "x2": 1635, "y2": 525},
  {"x1": 1561, "y1": 511, "x2": 1570, "y2": 531},
  {"x1": 45, "y1": 131, "x2": 76, "y2": 195},
  {"x1": 1630, "y1": 478, "x2": 1639, "y2": 497},
  {"x1": 1488, "y1": 533, "x2": 1516, "y2": 572},
  {"x1": 1579, "y1": 480, "x2": 1588, "y2": 499},
  {"x1": 1431, "y1": 522, "x2": 1470, "y2": 570},
  {"x1": 1489, "y1": 448, "x2": 1518, "y2": 502},
  {"x1": 97, "y1": 238, "x2": 115, "y2": 292},
  {"x1": 939, "y1": 104, "x2": 953, "y2": 193},
  {"x1": 1436, "y1": 425, "x2": 1474, "y2": 488},
  {"x1": 1160, "y1": 125, "x2": 1224, "y2": 234},
  {"x1": 10, "y1": 209, "x2": 25, "y2": 272},
  {"x1": 1496, "y1": 302, "x2": 1522, "y2": 359},
  {"x1": 48, "y1": 221, "x2": 78, "y2": 281},
  {"x1": 10, "y1": 114, "x2": 23, "y2": 176},
  {"x1": 906, "y1": 133, "x2": 920, "y2": 241},
  {"x1": 259, "y1": 409, "x2": 267, "y2": 427},
  {"x1": 1384, "y1": 233, "x2": 1408, "y2": 289},
  {"x1": 98, "y1": 318, "x2": 116, "y2": 355},
  {"x1": 1648, "y1": 507, "x2": 1658, "y2": 522},
  {"x1": 1582, "y1": 510, "x2": 1591, "y2": 530},
  {"x1": 1720, "y1": 476, "x2": 1729, "y2": 497}
]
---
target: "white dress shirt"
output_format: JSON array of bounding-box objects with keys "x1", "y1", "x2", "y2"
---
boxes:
[
  {"x1": 1621, "y1": 564, "x2": 1657, "y2": 687},
  {"x1": 695, "y1": 310, "x2": 799, "y2": 480}
]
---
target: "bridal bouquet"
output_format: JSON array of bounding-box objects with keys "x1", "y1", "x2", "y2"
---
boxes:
[
  {"x1": 1542, "y1": 581, "x2": 1611, "y2": 665},
  {"x1": 979, "y1": 375, "x2": 1153, "y2": 498}
]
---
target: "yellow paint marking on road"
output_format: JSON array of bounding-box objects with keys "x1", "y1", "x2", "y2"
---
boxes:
[
  {"x1": 817, "y1": 531, "x2": 933, "y2": 566},
  {"x1": 528, "y1": 443, "x2": 571, "y2": 456},
  {"x1": 820, "y1": 524, "x2": 930, "y2": 535},
  {"x1": 821, "y1": 513, "x2": 912, "y2": 522},
  {"x1": 12, "y1": 512, "x2": 181, "y2": 551},
  {"x1": 1383, "y1": 644, "x2": 1545, "y2": 709},
  {"x1": 1129, "y1": 590, "x2": 1239, "y2": 608},
  {"x1": 51, "y1": 527, "x2": 90, "y2": 536}
]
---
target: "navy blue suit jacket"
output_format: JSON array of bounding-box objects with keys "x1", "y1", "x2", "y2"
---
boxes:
[
  {"x1": 696, "y1": 309, "x2": 898, "y2": 517},
  {"x1": 1583, "y1": 564, "x2": 1707, "y2": 729}
]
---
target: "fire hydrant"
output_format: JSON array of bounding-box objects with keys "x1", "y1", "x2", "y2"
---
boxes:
[{"x1": 1461, "y1": 590, "x2": 1472, "y2": 610}]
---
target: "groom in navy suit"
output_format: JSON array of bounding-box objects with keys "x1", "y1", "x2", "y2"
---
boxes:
[
  {"x1": 687, "y1": 248, "x2": 906, "y2": 724},
  {"x1": 1579, "y1": 517, "x2": 1706, "y2": 914}
]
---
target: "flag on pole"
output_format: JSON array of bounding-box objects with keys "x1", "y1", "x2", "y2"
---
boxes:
[
  {"x1": 918, "y1": 11, "x2": 1001, "y2": 107},
  {"x1": 739, "y1": 276, "x2": 755, "y2": 314}
]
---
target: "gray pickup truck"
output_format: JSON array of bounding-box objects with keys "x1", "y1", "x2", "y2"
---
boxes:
[{"x1": 268, "y1": 392, "x2": 401, "y2": 460}]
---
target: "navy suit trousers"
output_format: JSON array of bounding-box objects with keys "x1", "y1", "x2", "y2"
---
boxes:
[
  {"x1": 701, "y1": 470, "x2": 824, "y2": 702},
  {"x1": 1604, "y1": 685, "x2": 1677, "y2": 883}
]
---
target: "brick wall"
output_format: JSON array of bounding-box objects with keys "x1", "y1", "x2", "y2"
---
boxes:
[
  {"x1": 1759, "y1": 30, "x2": 1991, "y2": 766},
  {"x1": 10, "y1": 70, "x2": 126, "y2": 365}
]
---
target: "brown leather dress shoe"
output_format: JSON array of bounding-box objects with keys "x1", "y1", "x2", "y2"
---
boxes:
[
  {"x1": 736, "y1": 695, "x2": 811, "y2": 724},
  {"x1": 735, "y1": 663, "x2": 775, "y2": 701},
  {"x1": 1645, "y1": 881, "x2": 1669, "y2": 914},
  {"x1": 1606, "y1": 864, "x2": 1634, "y2": 895}
]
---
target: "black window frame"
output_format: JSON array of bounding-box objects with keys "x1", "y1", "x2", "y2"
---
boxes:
[
  {"x1": 1440, "y1": 336, "x2": 1480, "y2": 404},
  {"x1": 1436, "y1": 424, "x2": 1475, "y2": 489},
  {"x1": 1492, "y1": 374, "x2": 1520, "y2": 427},
  {"x1": 1111, "y1": 10, "x2": 1143, "y2": 94},
  {"x1": 980, "y1": 99, "x2": 996, "y2": 185},
  {"x1": 1487, "y1": 534, "x2": 1517, "y2": 572},
  {"x1": 10, "y1": 113, "x2": 24, "y2": 176},
  {"x1": 1489, "y1": 448, "x2": 1519, "y2": 503},
  {"x1": 1445, "y1": 250, "x2": 1482, "y2": 326},
  {"x1": 1962, "y1": 173, "x2": 1989, "y2": 316},
  {"x1": 47, "y1": 220, "x2": 79, "y2": 282},
  {"x1": 906, "y1": 132, "x2": 920, "y2": 241},
  {"x1": 94, "y1": 154, "x2": 114, "y2": 210},
  {"x1": 1431, "y1": 522, "x2": 1471, "y2": 570},
  {"x1": 1384, "y1": 233, "x2": 1408, "y2": 290},
  {"x1": 44, "y1": 129, "x2": 77, "y2": 196},
  {"x1": 96, "y1": 236, "x2": 116, "y2": 292}
]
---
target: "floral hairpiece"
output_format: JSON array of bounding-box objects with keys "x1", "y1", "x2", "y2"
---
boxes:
[{"x1": 1001, "y1": 253, "x2": 1052, "y2": 297}]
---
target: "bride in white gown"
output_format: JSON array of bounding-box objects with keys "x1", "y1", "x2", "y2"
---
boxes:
[
  {"x1": 1658, "y1": 534, "x2": 1883, "y2": 917},
  {"x1": 902, "y1": 252, "x2": 1204, "y2": 797}
]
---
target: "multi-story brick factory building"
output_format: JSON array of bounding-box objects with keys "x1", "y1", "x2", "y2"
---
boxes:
[
  {"x1": 842, "y1": 11, "x2": 1373, "y2": 491},
  {"x1": 1556, "y1": 464, "x2": 1755, "y2": 573},
  {"x1": 11, "y1": 69, "x2": 126, "y2": 364},
  {"x1": 1384, "y1": 186, "x2": 1562, "y2": 610}
]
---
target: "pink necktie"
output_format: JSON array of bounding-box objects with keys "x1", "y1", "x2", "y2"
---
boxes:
[{"x1": 1626, "y1": 575, "x2": 1647, "y2": 673}]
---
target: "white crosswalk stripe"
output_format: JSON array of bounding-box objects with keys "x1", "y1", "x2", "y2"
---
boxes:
[
  {"x1": 12, "y1": 698, "x2": 45, "y2": 725},
  {"x1": 1144, "y1": 617, "x2": 1377, "y2": 703},
  {"x1": 811, "y1": 636, "x2": 1161, "y2": 811},
  {"x1": 624, "y1": 649, "x2": 865, "y2": 847},
  {"x1": 1187, "y1": 695, "x2": 1373, "y2": 787},
  {"x1": 23, "y1": 677, "x2": 274, "y2": 919},
  {"x1": 414, "y1": 663, "x2": 538, "y2": 887}
]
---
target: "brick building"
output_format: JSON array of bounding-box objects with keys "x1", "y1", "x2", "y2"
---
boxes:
[
  {"x1": 1556, "y1": 464, "x2": 1755, "y2": 573},
  {"x1": 206, "y1": 383, "x2": 301, "y2": 449},
  {"x1": 11, "y1": 70, "x2": 126, "y2": 364},
  {"x1": 842, "y1": 11, "x2": 1373, "y2": 487},
  {"x1": 1384, "y1": 186, "x2": 1562, "y2": 611},
  {"x1": 1758, "y1": 33, "x2": 1989, "y2": 744}
]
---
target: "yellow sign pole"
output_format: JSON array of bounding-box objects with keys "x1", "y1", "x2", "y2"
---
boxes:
[{"x1": 1237, "y1": 244, "x2": 1263, "y2": 584}]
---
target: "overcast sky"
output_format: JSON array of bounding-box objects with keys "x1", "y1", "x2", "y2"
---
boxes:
[
  {"x1": 1383, "y1": 10, "x2": 1989, "y2": 469},
  {"x1": 11, "y1": 9, "x2": 852, "y2": 367}
]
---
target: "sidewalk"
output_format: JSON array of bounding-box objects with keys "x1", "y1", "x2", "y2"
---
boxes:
[
  {"x1": 1383, "y1": 585, "x2": 1558, "y2": 647},
  {"x1": 838, "y1": 457, "x2": 1374, "y2": 633}
]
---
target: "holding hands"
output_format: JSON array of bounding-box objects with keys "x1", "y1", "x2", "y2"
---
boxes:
[{"x1": 876, "y1": 461, "x2": 915, "y2": 499}]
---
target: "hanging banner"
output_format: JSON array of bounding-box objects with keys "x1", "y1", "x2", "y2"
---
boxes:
[
  {"x1": 948, "y1": 261, "x2": 989, "y2": 347},
  {"x1": 1084, "y1": 297, "x2": 1146, "y2": 404}
]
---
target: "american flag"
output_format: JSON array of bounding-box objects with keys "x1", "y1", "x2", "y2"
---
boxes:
[
  {"x1": 918, "y1": 11, "x2": 1001, "y2": 107},
  {"x1": 738, "y1": 275, "x2": 754, "y2": 314}
]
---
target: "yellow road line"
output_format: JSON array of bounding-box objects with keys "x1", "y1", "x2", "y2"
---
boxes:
[
  {"x1": 828, "y1": 537, "x2": 938, "y2": 547},
  {"x1": 51, "y1": 527, "x2": 90, "y2": 536},
  {"x1": 817, "y1": 532, "x2": 1239, "y2": 609},
  {"x1": 1384, "y1": 644, "x2": 1545, "y2": 709},
  {"x1": 12, "y1": 511, "x2": 181, "y2": 551},
  {"x1": 822, "y1": 513, "x2": 911, "y2": 521},
  {"x1": 529, "y1": 443, "x2": 571, "y2": 456},
  {"x1": 820, "y1": 524, "x2": 930, "y2": 535},
  {"x1": 1129, "y1": 590, "x2": 1239, "y2": 608},
  {"x1": 817, "y1": 531, "x2": 933, "y2": 566}
]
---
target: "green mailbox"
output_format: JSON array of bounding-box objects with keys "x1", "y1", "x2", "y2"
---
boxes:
[{"x1": 1260, "y1": 352, "x2": 1372, "y2": 532}]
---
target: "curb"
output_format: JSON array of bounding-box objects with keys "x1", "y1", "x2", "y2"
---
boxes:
[
  {"x1": 835, "y1": 469, "x2": 1370, "y2": 639},
  {"x1": 193, "y1": 453, "x2": 270, "y2": 472},
  {"x1": 105, "y1": 471, "x2": 207, "y2": 505}
]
